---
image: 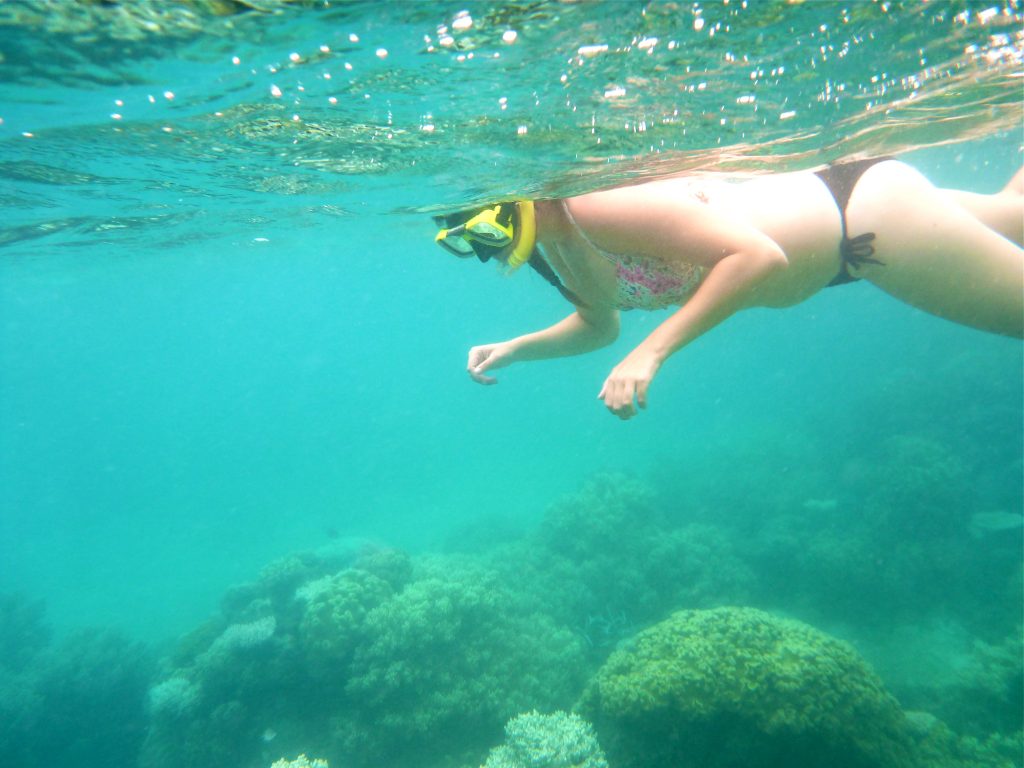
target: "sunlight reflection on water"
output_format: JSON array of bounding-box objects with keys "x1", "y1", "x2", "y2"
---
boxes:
[{"x1": 0, "y1": 1, "x2": 1020, "y2": 237}]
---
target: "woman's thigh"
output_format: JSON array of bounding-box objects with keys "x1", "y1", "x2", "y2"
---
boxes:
[
  {"x1": 847, "y1": 161, "x2": 1023, "y2": 337},
  {"x1": 941, "y1": 188, "x2": 1022, "y2": 245}
]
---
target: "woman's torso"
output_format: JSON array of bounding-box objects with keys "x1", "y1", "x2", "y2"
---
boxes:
[{"x1": 535, "y1": 171, "x2": 845, "y2": 310}]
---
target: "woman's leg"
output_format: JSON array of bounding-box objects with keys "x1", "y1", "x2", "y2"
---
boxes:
[
  {"x1": 940, "y1": 167, "x2": 1023, "y2": 245},
  {"x1": 848, "y1": 162, "x2": 1023, "y2": 338}
]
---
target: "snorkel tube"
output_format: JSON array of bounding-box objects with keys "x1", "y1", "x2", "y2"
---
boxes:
[{"x1": 505, "y1": 201, "x2": 536, "y2": 271}]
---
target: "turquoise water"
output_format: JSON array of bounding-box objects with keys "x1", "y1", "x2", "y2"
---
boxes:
[{"x1": 0, "y1": 2, "x2": 1021, "y2": 767}]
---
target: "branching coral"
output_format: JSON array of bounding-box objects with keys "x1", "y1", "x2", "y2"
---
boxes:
[
  {"x1": 206, "y1": 616, "x2": 277, "y2": 656},
  {"x1": 482, "y1": 710, "x2": 608, "y2": 768},
  {"x1": 270, "y1": 754, "x2": 329, "y2": 768},
  {"x1": 579, "y1": 607, "x2": 918, "y2": 768},
  {"x1": 146, "y1": 676, "x2": 200, "y2": 720}
]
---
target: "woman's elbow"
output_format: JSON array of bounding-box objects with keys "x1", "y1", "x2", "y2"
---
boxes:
[
  {"x1": 722, "y1": 244, "x2": 788, "y2": 278},
  {"x1": 595, "y1": 318, "x2": 620, "y2": 345},
  {"x1": 759, "y1": 244, "x2": 789, "y2": 273},
  {"x1": 598, "y1": 322, "x2": 620, "y2": 345},
  {"x1": 582, "y1": 310, "x2": 620, "y2": 344}
]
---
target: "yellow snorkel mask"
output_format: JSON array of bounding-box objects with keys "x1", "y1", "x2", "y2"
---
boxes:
[{"x1": 435, "y1": 201, "x2": 536, "y2": 271}]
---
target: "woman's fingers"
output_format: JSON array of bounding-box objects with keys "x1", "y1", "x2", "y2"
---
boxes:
[
  {"x1": 598, "y1": 376, "x2": 639, "y2": 419},
  {"x1": 467, "y1": 346, "x2": 489, "y2": 369},
  {"x1": 468, "y1": 346, "x2": 501, "y2": 385},
  {"x1": 636, "y1": 379, "x2": 649, "y2": 410},
  {"x1": 468, "y1": 357, "x2": 498, "y2": 384},
  {"x1": 470, "y1": 370, "x2": 498, "y2": 385}
]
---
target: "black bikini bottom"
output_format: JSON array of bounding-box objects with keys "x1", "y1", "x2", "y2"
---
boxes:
[{"x1": 815, "y1": 157, "x2": 892, "y2": 286}]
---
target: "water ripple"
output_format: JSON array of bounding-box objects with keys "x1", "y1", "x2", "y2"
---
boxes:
[{"x1": 0, "y1": 1, "x2": 1020, "y2": 248}]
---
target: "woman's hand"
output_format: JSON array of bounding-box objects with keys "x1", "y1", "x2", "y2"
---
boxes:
[
  {"x1": 598, "y1": 348, "x2": 663, "y2": 419},
  {"x1": 467, "y1": 341, "x2": 518, "y2": 385}
]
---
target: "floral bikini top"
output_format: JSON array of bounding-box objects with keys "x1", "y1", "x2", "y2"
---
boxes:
[{"x1": 561, "y1": 201, "x2": 706, "y2": 311}]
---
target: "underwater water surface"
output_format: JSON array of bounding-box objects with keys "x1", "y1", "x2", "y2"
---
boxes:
[{"x1": 0, "y1": 2, "x2": 1021, "y2": 768}]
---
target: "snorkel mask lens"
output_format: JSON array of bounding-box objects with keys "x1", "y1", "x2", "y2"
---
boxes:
[
  {"x1": 435, "y1": 224, "x2": 478, "y2": 257},
  {"x1": 464, "y1": 219, "x2": 511, "y2": 244}
]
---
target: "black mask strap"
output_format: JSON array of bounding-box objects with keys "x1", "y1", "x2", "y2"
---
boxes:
[{"x1": 527, "y1": 250, "x2": 586, "y2": 308}]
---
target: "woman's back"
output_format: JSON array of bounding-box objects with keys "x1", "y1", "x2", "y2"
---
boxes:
[{"x1": 559, "y1": 170, "x2": 846, "y2": 308}]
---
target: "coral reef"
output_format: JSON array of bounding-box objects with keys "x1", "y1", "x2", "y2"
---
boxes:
[
  {"x1": 271, "y1": 755, "x2": 329, "y2": 768},
  {"x1": 338, "y1": 558, "x2": 587, "y2": 767},
  {"x1": 862, "y1": 621, "x2": 1024, "y2": 738},
  {"x1": 140, "y1": 547, "x2": 379, "y2": 768},
  {"x1": 730, "y1": 431, "x2": 1020, "y2": 640},
  {"x1": 579, "y1": 606, "x2": 918, "y2": 768},
  {"x1": 351, "y1": 545, "x2": 414, "y2": 591},
  {"x1": 858, "y1": 435, "x2": 969, "y2": 541},
  {"x1": 141, "y1": 549, "x2": 584, "y2": 768},
  {"x1": 0, "y1": 592, "x2": 50, "y2": 671},
  {"x1": 206, "y1": 615, "x2": 278, "y2": 655},
  {"x1": 132, "y1": 467, "x2": 1020, "y2": 768},
  {"x1": 220, "y1": 544, "x2": 379, "y2": 627},
  {"x1": 905, "y1": 711, "x2": 1022, "y2": 768},
  {"x1": 490, "y1": 475, "x2": 752, "y2": 650},
  {"x1": 34, "y1": 629, "x2": 155, "y2": 765},
  {"x1": 299, "y1": 568, "x2": 393, "y2": 672},
  {"x1": 0, "y1": 617, "x2": 154, "y2": 768},
  {"x1": 147, "y1": 675, "x2": 200, "y2": 719},
  {"x1": 482, "y1": 710, "x2": 608, "y2": 768}
]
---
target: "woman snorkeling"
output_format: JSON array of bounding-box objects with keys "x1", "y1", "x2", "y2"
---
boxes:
[{"x1": 435, "y1": 158, "x2": 1024, "y2": 420}]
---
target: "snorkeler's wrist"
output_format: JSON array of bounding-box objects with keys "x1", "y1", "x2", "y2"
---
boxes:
[
  {"x1": 637, "y1": 340, "x2": 669, "y2": 367},
  {"x1": 504, "y1": 337, "x2": 526, "y2": 362}
]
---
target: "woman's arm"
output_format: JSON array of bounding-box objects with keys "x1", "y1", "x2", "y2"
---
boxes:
[
  {"x1": 468, "y1": 304, "x2": 619, "y2": 385},
  {"x1": 598, "y1": 245, "x2": 787, "y2": 417},
  {"x1": 565, "y1": 187, "x2": 789, "y2": 418}
]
